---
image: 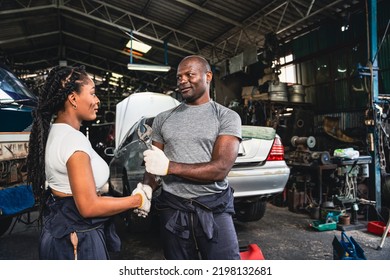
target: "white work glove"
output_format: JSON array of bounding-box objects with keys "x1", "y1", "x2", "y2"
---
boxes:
[
  {"x1": 131, "y1": 183, "x2": 152, "y2": 218},
  {"x1": 143, "y1": 145, "x2": 170, "y2": 176}
]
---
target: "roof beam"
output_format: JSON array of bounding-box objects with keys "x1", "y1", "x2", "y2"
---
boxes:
[
  {"x1": 0, "y1": 31, "x2": 59, "y2": 45},
  {"x1": 62, "y1": 31, "x2": 156, "y2": 65},
  {"x1": 0, "y1": 3, "x2": 56, "y2": 15},
  {"x1": 211, "y1": 0, "x2": 346, "y2": 54},
  {"x1": 0, "y1": 0, "x2": 357, "y2": 67},
  {"x1": 175, "y1": 0, "x2": 243, "y2": 27},
  {"x1": 61, "y1": 0, "x2": 216, "y2": 55},
  {"x1": 60, "y1": 14, "x2": 186, "y2": 62},
  {"x1": 276, "y1": 0, "x2": 345, "y2": 34}
]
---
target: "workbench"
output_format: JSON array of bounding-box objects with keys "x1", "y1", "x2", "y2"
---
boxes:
[{"x1": 287, "y1": 163, "x2": 338, "y2": 205}]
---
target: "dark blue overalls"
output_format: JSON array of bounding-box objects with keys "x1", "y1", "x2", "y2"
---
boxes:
[
  {"x1": 155, "y1": 187, "x2": 240, "y2": 260},
  {"x1": 39, "y1": 192, "x2": 120, "y2": 260}
]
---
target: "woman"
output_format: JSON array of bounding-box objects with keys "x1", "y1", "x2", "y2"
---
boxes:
[{"x1": 26, "y1": 65, "x2": 151, "y2": 260}]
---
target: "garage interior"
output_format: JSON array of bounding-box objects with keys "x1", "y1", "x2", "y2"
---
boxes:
[{"x1": 1, "y1": 0, "x2": 390, "y2": 260}]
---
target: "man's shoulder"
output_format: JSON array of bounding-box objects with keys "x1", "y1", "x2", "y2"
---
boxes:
[
  {"x1": 212, "y1": 100, "x2": 234, "y2": 111},
  {"x1": 212, "y1": 101, "x2": 240, "y2": 119},
  {"x1": 156, "y1": 104, "x2": 181, "y2": 118},
  {"x1": 154, "y1": 104, "x2": 183, "y2": 124}
]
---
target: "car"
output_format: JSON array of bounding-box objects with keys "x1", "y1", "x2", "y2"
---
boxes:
[
  {"x1": 0, "y1": 63, "x2": 37, "y2": 132},
  {"x1": 105, "y1": 92, "x2": 290, "y2": 231},
  {"x1": 0, "y1": 63, "x2": 38, "y2": 236}
]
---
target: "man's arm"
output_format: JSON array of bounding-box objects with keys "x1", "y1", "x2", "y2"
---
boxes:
[
  {"x1": 146, "y1": 135, "x2": 239, "y2": 183},
  {"x1": 143, "y1": 171, "x2": 161, "y2": 191}
]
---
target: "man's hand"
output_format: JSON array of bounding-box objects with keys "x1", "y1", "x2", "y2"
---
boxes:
[
  {"x1": 143, "y1": 145, "x2": 170, "y2": 176},
  {"x1": 131, "y1": 183, "x2": 152, "y2": 218}
]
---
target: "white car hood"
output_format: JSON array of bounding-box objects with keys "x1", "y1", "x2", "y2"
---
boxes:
[{"x1": 115, "y1": 92, "x2": 180, "y2": 149}]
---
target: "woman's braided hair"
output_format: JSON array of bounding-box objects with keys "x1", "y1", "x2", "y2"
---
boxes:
[{"x1": 26, "y1": 65, "x2": 89, "y2": 199}]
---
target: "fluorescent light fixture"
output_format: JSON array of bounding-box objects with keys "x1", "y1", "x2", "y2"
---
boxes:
[
  {"x1": 108, "y1": 80, "x2": 119, "y2": 87},
  {"x1": 111, "y1": 72, "x2": 123, "y2": 79},
  {"x1": 127, "y1": 63, "x2": 171, "y2": 72},
  {"x1": 126, "y1": 40, "x2": 152, "y2": 53},
  {"x1": 93, "y1": 75, "x2": 104, "y2": 82},
  {"x1": 20, "y1": 73, "x2": 38, "y2": 78}
]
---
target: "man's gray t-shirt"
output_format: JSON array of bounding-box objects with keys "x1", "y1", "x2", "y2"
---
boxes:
[{"x1": 152, "y1": 100, "x2": 242, "y2": 199}]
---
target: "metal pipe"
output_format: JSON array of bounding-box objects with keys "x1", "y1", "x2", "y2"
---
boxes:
[{"x1": 368, "y1": 0, "x2": 381, "y2": 213}]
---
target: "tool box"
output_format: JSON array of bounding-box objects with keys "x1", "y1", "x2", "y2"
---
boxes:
[
  {"x1": 332, "y1": 231, "x2": 367, "y2": 260},
  {"x1": 310, "y1": 211, "x2": 341, "y2": 231},
  {"x1": 310, "y1": 220, "x2": 337, "y2": 231},
  {"x1": 367, "y1": 221, "x2": 390, "y2": 236}
]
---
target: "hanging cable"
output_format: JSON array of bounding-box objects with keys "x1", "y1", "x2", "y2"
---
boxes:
[{"x1": 372, "y1": 19, "x2": 390, "y2": 64}]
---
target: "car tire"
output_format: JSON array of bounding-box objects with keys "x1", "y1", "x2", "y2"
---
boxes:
[
  {"x1": 235, "y1": 200, "x2": 267, "y2": 222},
  {"x1": 0, "y1": 217, "x2": 13, "y2": 237}
]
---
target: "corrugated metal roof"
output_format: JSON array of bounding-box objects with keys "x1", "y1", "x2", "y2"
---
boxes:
[{"x1": 0, "y1": 0, "x2": 364, "y2": 91}]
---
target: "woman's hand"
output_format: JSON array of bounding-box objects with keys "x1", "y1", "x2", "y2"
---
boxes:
[{"x1": 132, "y1": 183, "x2": 152, "y2": 218}]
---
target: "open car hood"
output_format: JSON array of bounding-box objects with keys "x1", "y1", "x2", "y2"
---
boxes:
[
  {"x1": 115, "y1": 92, "x2": 180, "y2": 149},
  {"x1": 0, "y1": 64, "x2": 37, "y2": 132},
  {"x1": 0, "y1": 66, "x2": 37, "y2": 106}
]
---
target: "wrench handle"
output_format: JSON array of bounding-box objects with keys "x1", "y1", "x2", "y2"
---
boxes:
[{"x1": 142, "y1": 141, "x2": 162, "y2": 185}]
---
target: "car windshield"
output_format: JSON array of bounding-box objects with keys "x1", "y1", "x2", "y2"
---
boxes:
[
  {"x1": 108, "y1": 117, "x2": 158, "y2": 193},
  {"x1": 0, "y1": 67, "x2": 37, "y2": 104}
]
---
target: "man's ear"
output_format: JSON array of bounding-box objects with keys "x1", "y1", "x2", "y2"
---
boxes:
[{"x1": 206, "y1": 71, "x2": 213, "y2": 83}]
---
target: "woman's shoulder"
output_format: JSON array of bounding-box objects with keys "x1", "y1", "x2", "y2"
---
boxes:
[
  {"x1": 52, "y1": 123, "x2": 85, "y2": 137},
  {"x1": 51, "y1": 124, "x2": 89, "y2": 146}
]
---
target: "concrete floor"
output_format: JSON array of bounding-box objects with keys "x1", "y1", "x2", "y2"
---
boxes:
[{"x1": 1, "y1": 203, "x2": 389, "y2": 260}]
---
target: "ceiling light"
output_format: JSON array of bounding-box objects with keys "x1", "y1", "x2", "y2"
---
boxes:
[
  {"x1": 127, "y1": 63, "x2": 171, "y2": 72},
  {"x1": 126, "y1": 40, "x2": 152, "y2": 53},
  {"x1": 20, "y1": 73, "x2": 38, "y2": 78},
  {"x1": 109, "y1": 80, "x2": 119, "y2": 87},
  {"x1": 341, "y1": 24, "x2": 349, "y2": 32},
  {"x1": 112, "y1": 72, "x2": 123, "y2": 79},
  {"x1": 126, "y1": 31, "x2": 170, "y2": 72},
  {"x1": 123, "y1": 48, "x2": 144, "y2": 57}
]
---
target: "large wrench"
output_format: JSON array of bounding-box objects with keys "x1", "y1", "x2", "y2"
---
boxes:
[
  {"x1": 137, "y1": 123, "x2": 153, "y2": 149},
  {"x1": 137, "y1": 123, "x2": 162, "y2": 185}
]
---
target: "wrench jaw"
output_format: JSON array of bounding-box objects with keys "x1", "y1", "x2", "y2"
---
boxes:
[{"x1": 137, "y1": 123, "x2": 153, "y2": 149}]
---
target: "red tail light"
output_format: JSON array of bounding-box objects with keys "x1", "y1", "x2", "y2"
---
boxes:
[{"x1": 266, "y1": 137, "x2": 285, "y2": 161}]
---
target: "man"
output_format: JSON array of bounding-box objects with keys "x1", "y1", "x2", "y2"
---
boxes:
[{"x1": 142, "y1": 55, "x2": 242, "y2": 260}]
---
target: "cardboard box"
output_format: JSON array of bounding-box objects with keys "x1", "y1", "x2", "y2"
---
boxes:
[{"x1": 241, "y1": 86, "x2": 259, "y2": 98}]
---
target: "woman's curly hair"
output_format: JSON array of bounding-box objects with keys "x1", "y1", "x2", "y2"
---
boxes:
[{"x1": 26, "y1": 65, "x2": 89, "y2": 201}]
